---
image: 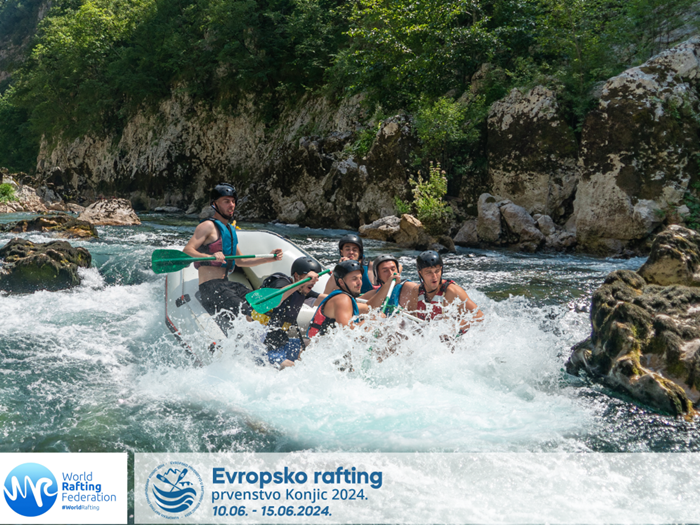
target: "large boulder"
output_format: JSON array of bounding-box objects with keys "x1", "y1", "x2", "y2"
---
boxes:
[
  {"x1": 4, "y1": 215, "x2": 98, "y2": 239},
  {"x1": 638, "y1": 225, "x2": 700, "y2": 286},
  {"x1": 487, "y1": 86, "x2": 579, "y2": 221},
  {"x1": 567, "y1": 226, "x2": 700, "y2": 416},
  {"x1": 574, "y1": 38, "x2": 700, "y2": 255},
  {"x1": 500, "y1": 203, "x2": 545, "y2": 252},
  {"x1": 395, "y1": 214, "x2": 433, "y2": 250},
  {"x1": 78, "y1": 198, "x2": 141, "y2": 226},
  {"x1": 453, "y1": 218, "x2": 478, "y2": 247},
  {"x1": 0, "y1": 238, "x2": 92, "y2": 293},
  {"x1": 476, "y1": 193, "x2": 507, "y2": 243},
  {"x1": 359, "y1": 216, "x2": 401, "y2": 242}
]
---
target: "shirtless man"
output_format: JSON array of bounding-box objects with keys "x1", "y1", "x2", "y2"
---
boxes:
[
  {"x1": 322, "y1": 234, "x2": 375, "y2": 296},
  {"x1": 183, "y1": 183, "x2": 282, "y2": 327},
  {"x1": 308, "y1": 260, "x2": 372, "y2": 337},
  {"x1": 403, "y1": 250, "x2": 483, "y2": 334}
]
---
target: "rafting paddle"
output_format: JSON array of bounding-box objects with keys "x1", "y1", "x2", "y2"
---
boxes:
[
  {"x1": 380, "y1": 279, "x2": 397, "y2": 315},
  {"x1": 151, "y1": 249, "x2": 278, "y2": 274},
  {"x1": 246, "y1": 269, "x2": 330, "y2": 314}
]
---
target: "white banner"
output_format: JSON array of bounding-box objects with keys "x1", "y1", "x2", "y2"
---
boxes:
[
  {"x1": 135, "y1": 452, "x2": 700, "y2": 524},
  {"x1": 0, "y1": 453, "x2": 127, "y2": 524}
]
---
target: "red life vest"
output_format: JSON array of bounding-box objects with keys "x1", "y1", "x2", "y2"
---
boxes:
[
  {"x1": 307, "y1": 290, "x2": 359, "y2": 338},
  {"x1": 416, "y1": 280, "x2": 456, "y2": 321}
]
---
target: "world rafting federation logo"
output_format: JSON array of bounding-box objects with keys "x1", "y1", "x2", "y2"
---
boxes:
[
  {"x1": 145, "y1": 462, "x2": 203, "y2": 518},
  {"x1": 3, "y1": 463, "x2": 58, "y2": 517}
]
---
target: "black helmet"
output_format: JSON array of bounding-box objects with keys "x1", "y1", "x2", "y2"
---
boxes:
[
  {"x1": 416, "y1": 250, "x2": 443, "y2": 271},
  {"x1": 210, "y1": 183, "x2": 238, "y2": 204},
  {"x1": 338, "y1": 233, "x2": 363, "y2": 259},
  {"x1": 373, "y1": 254, "x2": 399, "y2": 285},
  {"x1": 291, "y1": 256, "x2": 323, "y2": 276}
]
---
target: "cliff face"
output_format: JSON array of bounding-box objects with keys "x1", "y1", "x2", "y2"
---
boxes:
[{"x1": 36, "y1": 38, "x2": 700, "y2": 252}]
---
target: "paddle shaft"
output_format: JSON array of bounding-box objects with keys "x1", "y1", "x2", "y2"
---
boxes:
[
  {"x1": 248, "y1": 269, "x2": 330, "y2": 308},
  {"x1": 177, "y1": 253, "x2": 274, "y2": 264},
  {"x1": 380, "y1": 280, "x2": 397, "y2": 315}
]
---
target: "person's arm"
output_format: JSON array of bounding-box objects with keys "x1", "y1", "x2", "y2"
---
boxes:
[
  {"x1": 401, "y1": 282, "x2": 420, "y2": 311},
  {"x1": 367, "y1": 273, "x2": 400, "y2": 309},
  {"x1": 445, "y1": 285, "x2": 483, "y2": 332},
  {"x1": 326, "y1": 295, "x2": 365, "y2": 329},
  {"x1": 183, "y1": 222, "x2": 222, "y2": 261},
  {"x1": 270, "y1": 272, "x2": 320, "y2": 307},
  {"x1": 234, "y1": 246, "x2": 283, "y2": 267},
  {"x1": 323, "y1": 273, "x2": 338, "y2": 294}
]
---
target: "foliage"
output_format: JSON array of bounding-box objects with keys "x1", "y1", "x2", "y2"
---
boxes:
[
  {"x1": 349, "y1": 123, "x2": 380, "y2": 158},
  {"x1": 0, "y1": 183, "x2": 18, "y2": 204},
  {"x1": 394, "y1": 196, "x2": 410, "y2": 215},
  {"x1": 0, "y1": 87, "x2": 39, "y2": 173},
  {"x1": 684, "y1": 182, "x2": 700, "y2": 231},
  {"x1": 405, "y1": 162, "x2": 453, "y2": 235}
]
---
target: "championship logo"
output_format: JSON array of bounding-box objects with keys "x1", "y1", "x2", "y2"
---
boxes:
[
  {"x1": 3, "y1": 463, "x2": 58, "y2": 517},
  {"x1": 145, "y1": 462, "x2": 203, "y2": 519}
]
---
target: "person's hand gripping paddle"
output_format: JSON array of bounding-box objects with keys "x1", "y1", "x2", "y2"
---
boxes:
[
  {"x1": 151, "y1": 249, "x2": 278, "y2": 274},
  {"x1": 246, "y1": 269, "x2": 330, "y2": 314}
]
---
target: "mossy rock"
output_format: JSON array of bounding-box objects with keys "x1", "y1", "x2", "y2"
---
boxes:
[
  {"x1": 3, "y1": 214, "x2": 98, "y2": 239},
  {"x1": 568, "y1": 234, "x2": 700, "y2": 416},
  {"x1": 0, "y1": 238, "x2": 92, "y2": 293}
]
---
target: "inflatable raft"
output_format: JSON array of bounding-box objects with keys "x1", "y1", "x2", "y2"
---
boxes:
[{"x1": 164, "y1": 230, "x2": 330, "y2": 362}]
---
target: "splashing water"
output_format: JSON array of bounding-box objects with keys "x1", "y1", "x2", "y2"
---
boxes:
[{"x1": 1, "y1": 214, "x2": 699, "y2": 457}]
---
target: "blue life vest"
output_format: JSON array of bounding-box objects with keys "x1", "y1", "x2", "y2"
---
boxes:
[
  {"x1": 383, "y1": 281, "x2": 407, "y2": 316},
  {"x1": 194, "y1": 218, "x2": 238, "y2": 273},
  {"x1": 307, "y1": 290, "x2": 360, "y2": 337},
  {"x1": 360, "y1": 260, "x2": 374, "y2": 294}
]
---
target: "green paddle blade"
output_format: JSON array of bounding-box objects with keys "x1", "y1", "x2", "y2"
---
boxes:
[
  {"x1": 152, "y1": 249, "x2": 201, "y2": 274},
  {"x1": 247, "y1": 269, "x2": 330, "y2": 314}
]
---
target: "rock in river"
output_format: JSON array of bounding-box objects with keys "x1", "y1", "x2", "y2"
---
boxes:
[
  {"x1": 567, "y1": 226, "x2": 700, "y2": 416},
  {"x1": 78, "y1": 198, "x2": 141, "y2": 226},
  {"x1": 4, "y1": 215, "x2": 98, "y2": 239},
  {"x1": 0, "y1": 238, "x2": 92, "y2": 293}
]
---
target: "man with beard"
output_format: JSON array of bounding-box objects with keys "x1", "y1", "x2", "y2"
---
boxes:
[{"x1": 183, "y1": 183, "x2": 282, "y2": 328}]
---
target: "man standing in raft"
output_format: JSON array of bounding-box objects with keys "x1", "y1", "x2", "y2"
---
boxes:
[
  {"x1": 404, "y1": 250, "x2": 483, "y2": 334},
  {"x1": 308, "y1": 260, "x2": 372, "y2": 337},
  {"x1": 183, "y1": 183, "x2": 282, "y2": 325},
  {"x1": 322, "y1": 234, "x2": 376, "y2": 295}
]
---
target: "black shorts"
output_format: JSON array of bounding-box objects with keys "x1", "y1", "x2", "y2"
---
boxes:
[{"x1": 199, "y1": 279, "x2": 252, "y2": 323}]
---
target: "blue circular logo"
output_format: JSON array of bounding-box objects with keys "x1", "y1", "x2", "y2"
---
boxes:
[
  {"x1": 145, "y1": 462, "x2": 203, "y2": 519},
  {"x1": 3, "y1": 463, "x2": 58, "y2": 517}
]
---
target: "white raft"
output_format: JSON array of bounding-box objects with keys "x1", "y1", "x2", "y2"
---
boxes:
[{"x1": 164, "y1": 230, "x2": 330, "y2": 361}]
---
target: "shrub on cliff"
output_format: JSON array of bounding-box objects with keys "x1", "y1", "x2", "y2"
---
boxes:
[
  {"x1": 396, "y1": 163, "x2": 453, "y2": 236},
  {"x1": 0, "y1": 183, "x2": 18, "y2": 204}
]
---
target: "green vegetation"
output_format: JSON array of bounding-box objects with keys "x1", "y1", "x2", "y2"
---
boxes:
[
  {"x1": 396, "y1": 162, "x2": 453, "y2": 235},
  {"x1": 684, "y1": 182, "x2": 700, "y2": 231},
  {"x1": 0, "y1": 0, "x2": 695, "y2": 178},
  {"x1": 0, "y1": 183, "x2": 18, "y2": 203}
]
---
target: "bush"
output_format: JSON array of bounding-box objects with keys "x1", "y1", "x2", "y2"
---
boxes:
[
  {"x1": 0, "y1": 183, "x2": 18, "y2": 204},
  {"x1": 400, "y1": 162, "x2": 453, "y2": 236}
]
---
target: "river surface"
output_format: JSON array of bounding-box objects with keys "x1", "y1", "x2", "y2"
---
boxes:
[{"x1": 2, "y1": 213, "x2": 699, "y2": 505}]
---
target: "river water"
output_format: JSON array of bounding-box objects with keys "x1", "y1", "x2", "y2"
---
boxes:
[{"x1": 1, "y1": 214, "x2": 699, "y2": 468}]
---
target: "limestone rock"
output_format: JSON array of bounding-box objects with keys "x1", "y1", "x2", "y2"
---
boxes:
[
  {"x1": 14, "y1": 185, "x2": 47, "y2": 213},
  {"x1": 453, "y1": 219, "x2": 478, "y2": 247},
  {"x1": 487, "y1": 86, "x2": 579, "y2": 221},
  {"x1": 638, "y1": 225, "x2": 700, "y2": 286},
  {"x1": 0, "y1": 238, "x2": 92, "y2": 293},
  {"x1": 359, "y1": 216, "x2": 401, "y2": 242},
  {"x1": 536, "y1": 215, "x2": 557, "y2": 236},
  {"x1": 4, "y1": 215, "x2": 98, "y2": 239},
  {"x1": 574, "y1": 38, "x2": 700, "y2": 255},
  {"x1": 477, "y1": 193, "x2": 505, "y2": 243},
  {"x1": 66, "y1": 203, "x2": 85, "y2": 214},
  {"x1": 566, "y1": 268, "x2": 700, "y2": 416},
  {"x1": 500, "y1": 203, "x2": 545, "y2": 252},
  {"x1": 395, "y1": 214, "x2": 432, "y2": 250},
  {"x1": 78, "y1": 199, "x2": 141, "y2": 226},
  {"x1": 545, "y1": 230, "x2": 577, "y2": 251}
]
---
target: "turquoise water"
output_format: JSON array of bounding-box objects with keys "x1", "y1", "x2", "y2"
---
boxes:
[{"x1": 1, "y1": 213, "x2": 699, "y2": 460}]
